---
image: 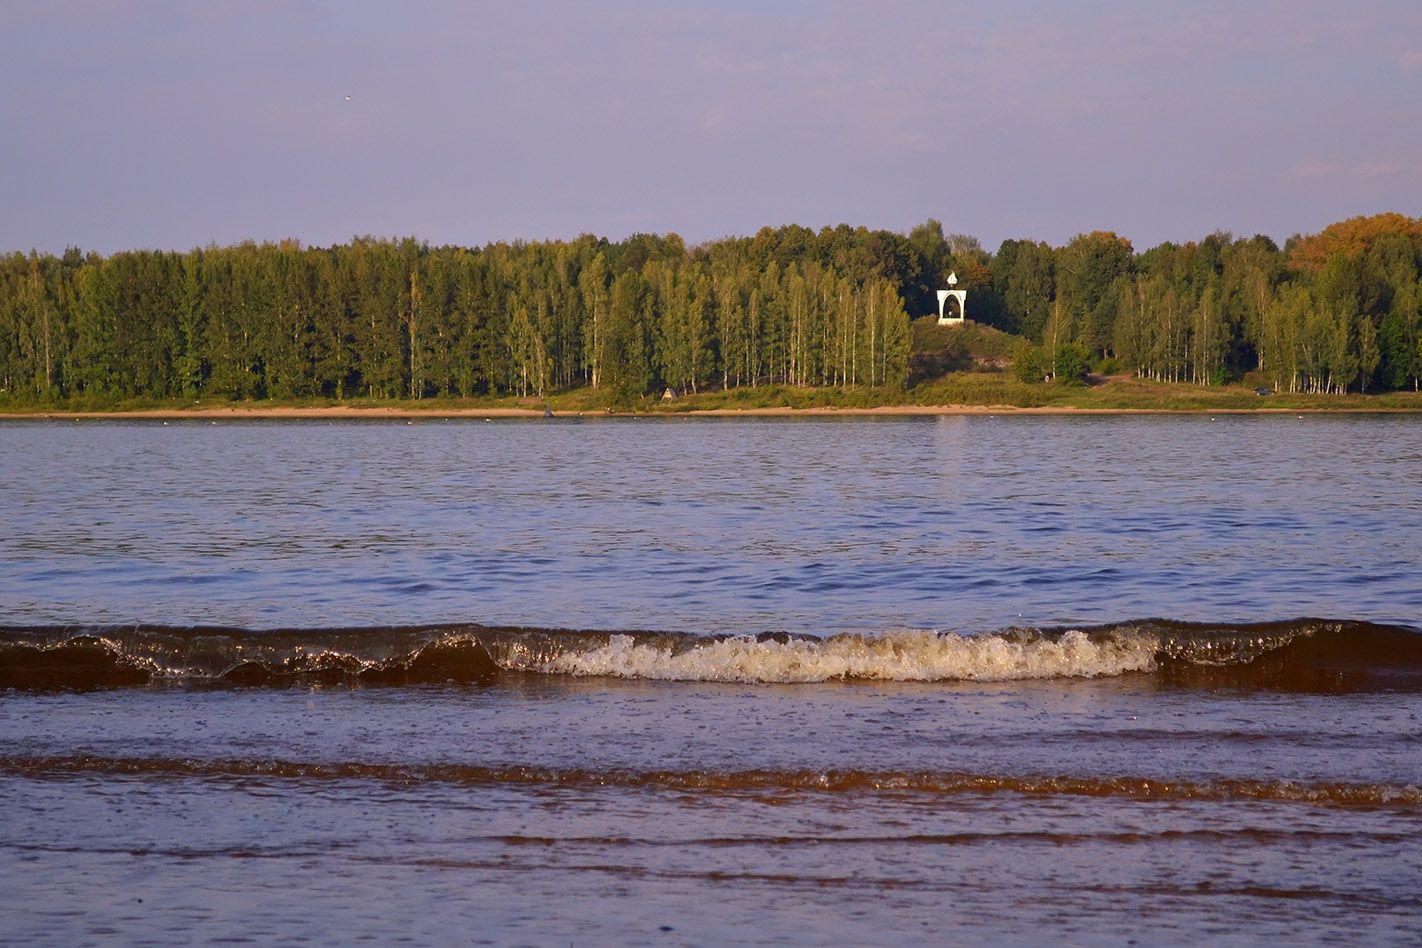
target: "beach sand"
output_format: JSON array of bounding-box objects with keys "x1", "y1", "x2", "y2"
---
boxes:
[{"x1": 2, "y1": 403, "x2": 1395, "y2": 420}]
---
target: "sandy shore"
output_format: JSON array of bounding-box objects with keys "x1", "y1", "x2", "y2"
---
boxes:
[
  {"x1": 3, "y1": 405, "x2": 1017, "y2": 420},
  {"x1": 3, "y1": 403, "x2": 1412, "y2": 420}
]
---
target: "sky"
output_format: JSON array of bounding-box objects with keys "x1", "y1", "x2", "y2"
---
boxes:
[{"x1": 3, "y1": 0, "x2": 1419, "y2": 256}]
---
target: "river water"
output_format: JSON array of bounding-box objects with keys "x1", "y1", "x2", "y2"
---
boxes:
[{"x1": 1, "y1": 414, "x2": 1420, "y2": 946}]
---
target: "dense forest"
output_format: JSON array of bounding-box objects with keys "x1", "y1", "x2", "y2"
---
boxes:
[{"x1": 1, "y1": 213, "x2": 1419, "y2": 405}]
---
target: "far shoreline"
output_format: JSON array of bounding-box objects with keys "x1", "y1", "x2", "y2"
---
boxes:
[{"x1": 5, "y1": 403, "x2": 1422, "y2": 420}]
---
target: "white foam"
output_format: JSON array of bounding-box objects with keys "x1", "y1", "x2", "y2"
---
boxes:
[{"x1": 532, "y1": 629, "x2": 1157, "y2": 683}]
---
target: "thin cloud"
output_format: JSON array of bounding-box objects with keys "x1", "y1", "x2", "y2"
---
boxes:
[
  {"x1": 1352, "y1": 160, "x2": 1406, "y2": 180},
  {"x1": 1289, "y1": 160, "x2": 1336, "y2": 179},
  {"x1": 1290, "y1": 158, "x2": 1410, "y2": 182}
]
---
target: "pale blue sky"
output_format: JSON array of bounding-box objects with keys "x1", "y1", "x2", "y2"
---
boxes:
[{"x1": 3, "y1": 0, "x2": 1419, "y2": 254}]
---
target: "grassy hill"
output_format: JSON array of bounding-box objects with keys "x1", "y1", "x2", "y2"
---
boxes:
[{"x1": 908, "y1": 318, "x2": 1020, "y2": 383}]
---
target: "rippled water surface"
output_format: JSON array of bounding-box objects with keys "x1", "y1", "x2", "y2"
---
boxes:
[
  {"x1": 4, "y1": 677, "x2": 1420, "y2": 947},
  {"x1": 2, "y1": 414, "x2": 1420, "y2": 947},
  {"x1": 3, "y1": 414, "x2": 1420, "y2": 632}
]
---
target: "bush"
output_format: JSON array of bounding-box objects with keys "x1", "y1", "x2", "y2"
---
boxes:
[
  {"x1": 1012, "y1": 340, "x2": 1044, "y2": 383},
  {"x1": 1051, "y1": 344, "x2": 1088, "y2": 386}
]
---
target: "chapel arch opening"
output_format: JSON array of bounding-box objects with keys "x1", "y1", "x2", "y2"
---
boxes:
[{"x1": 936, "y1": 287, "x2": 967, "y2": 325}]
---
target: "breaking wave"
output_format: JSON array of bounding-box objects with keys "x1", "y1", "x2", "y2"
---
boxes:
[
  {"x1": 527, "y1": 627, "x2": 1153, "y2": 682},
  {"x1": 1, "y1": 619, "x2": 1419, "y2": 692}
]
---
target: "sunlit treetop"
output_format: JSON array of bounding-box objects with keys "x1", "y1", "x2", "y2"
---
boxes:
[{"x1": 1289, "y1": 214, "x2": 1422, "y2": 273}]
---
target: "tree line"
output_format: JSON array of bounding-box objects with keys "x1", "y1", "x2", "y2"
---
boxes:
[
  {"x1": 0, "y1": 229, "x2": 911, "y2": 404},
  {"x1": 2, "y1": 214, "x2": 1419, "y2": 404},
  {"x1": 996, "y1": 214, "x2": 1422, "y2": 392}
]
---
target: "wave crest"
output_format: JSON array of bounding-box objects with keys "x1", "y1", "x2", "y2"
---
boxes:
[
  {"x1": 2, "y1": 619, "x2": 1418, "y2": 691},
  {"x1": 528, "y1": 628, "x2": 1157, "y2": 683}
]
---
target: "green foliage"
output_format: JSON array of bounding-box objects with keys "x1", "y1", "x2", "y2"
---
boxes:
[
  {"x1": 4, "y1": 214, "x2": 1422, "y2": 407},
  {"x1": 1051, "y1": 343, "x2": 1088, "y2": 386},
  {"x1": 995, "y1": 239, "x2": 1054, "y2": 339},
  {"x1": 0, "y1": 228, "x2": 919, "y2": 405},
  {"x1": 1011, "y1": 340, "x2": 1044, "y2": 383}
]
